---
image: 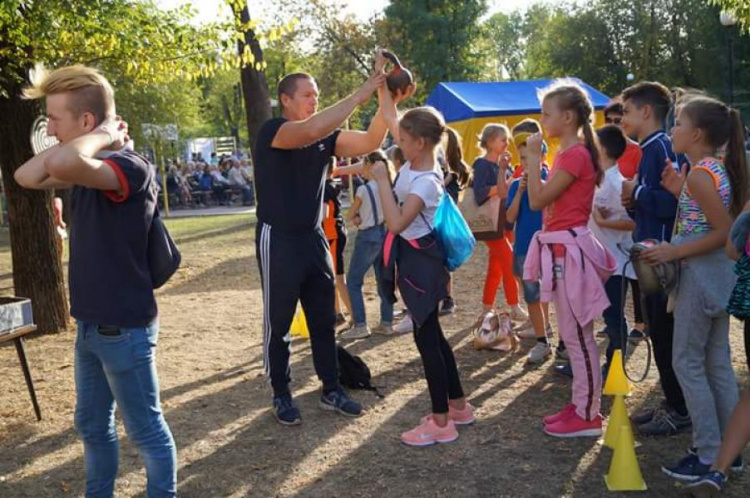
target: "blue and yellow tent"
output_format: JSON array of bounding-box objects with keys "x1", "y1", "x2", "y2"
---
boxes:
[{"x1": 425, "y1": 79, "x2": 611, "y2": 165}]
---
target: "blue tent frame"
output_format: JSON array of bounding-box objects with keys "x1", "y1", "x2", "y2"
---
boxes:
[{"x1": 426, "y1": 79, "x2": 611, "y2": 122}]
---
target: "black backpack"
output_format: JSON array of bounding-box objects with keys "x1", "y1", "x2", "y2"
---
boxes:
[
  {"x1": 337, "y1": 345, "x2": 383, "y2": 398},
  {"x1": 148, "y1": 203, "x2": 181, "y2": 289}
]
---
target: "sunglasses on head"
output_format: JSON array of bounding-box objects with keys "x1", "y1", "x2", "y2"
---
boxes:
[{"x1": 605, "y1": 116, "x2": 623, "y2": 125}]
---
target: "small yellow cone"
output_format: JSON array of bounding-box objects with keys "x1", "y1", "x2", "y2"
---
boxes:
[
  {"x1": 604, "y1": 425, "x2": 648, "y2": 491},
  {"x1": 290, "y1": 308, "x2": 309, "y2": 339},
  {"x1": 604, "y1": 395, "x2": 631, "y2": 450},
  {"x1": 603, "y1": 349, "x2": 632, "y2": 396}
]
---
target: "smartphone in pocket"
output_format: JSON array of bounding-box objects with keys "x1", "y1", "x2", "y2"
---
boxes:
[{"x1": 97, "y1": 325, "x2": 121, "y2": 336}]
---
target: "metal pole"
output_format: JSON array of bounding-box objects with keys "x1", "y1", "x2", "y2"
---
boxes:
[
  {"x1": 729, "y1": 26, "x2": 735, "y2": 107},
  {"x1": 346, "y1": 119, "x2": 353, "y2": 196},
  {"x1": 158, "y1": 140, "x2": 170, "y2": 217},
  {"x1": 15, "y1": 337, "x2": 42, "y2": 421}
]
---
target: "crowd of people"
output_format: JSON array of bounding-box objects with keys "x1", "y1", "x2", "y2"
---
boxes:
[
  {"x1": 158, "y1": 153, "x2": 255, "y2": 208},
  {"x1": 8, "y1": 51, "x2": 750, "y2": 497},
  {"x1": 254, "y1": 51, "x2": 750, "y2": 498}
]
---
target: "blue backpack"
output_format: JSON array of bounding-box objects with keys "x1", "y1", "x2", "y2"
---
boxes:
[{"x1": 416, "y1": 172, "x2": 476, "y2": 271}]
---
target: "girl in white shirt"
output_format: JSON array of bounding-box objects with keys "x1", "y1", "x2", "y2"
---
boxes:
[{"x1": 371, "y1": 107, "x2": 472, "y2": 447}]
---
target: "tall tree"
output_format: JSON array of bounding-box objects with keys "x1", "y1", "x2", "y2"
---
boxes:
[
  {"x1": 384, "y1": 0, "x2": 489, "y2": 100},
  {"x1": 230, "y1": 1, "x2": 272, "y2": 151},
  {"x1": 0, "y1": 0, "x2": 237, "y2": 333},
  {"x1": 480, "y1": 12, "x2": 526, "y2": 81},
  {"x1": 520, "y1": 0, "x2": 749, "y2": 104}
]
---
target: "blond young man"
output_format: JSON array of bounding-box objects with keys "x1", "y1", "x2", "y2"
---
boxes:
[{"x1": 15, "y1": 65, "x2": 176, "y2": 497}]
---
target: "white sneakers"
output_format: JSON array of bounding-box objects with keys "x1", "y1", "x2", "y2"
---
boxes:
[
  {"x1": 393, "y1": 315, "x2": 414, "y2": 334},
  {"x1": 527, "y1": 341, "x2": 552, "y2": 363}
]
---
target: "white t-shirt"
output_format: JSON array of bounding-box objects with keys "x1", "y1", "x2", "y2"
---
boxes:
[
  {"x1": 393, "y1": 162, "x2": 444, "y2": 241},
  {"x1": 355, "y1": 180, "x2": 384, "y2": 230},
  {"x1": 588, "y1": 165, "x2": 636, "y2": 278}
]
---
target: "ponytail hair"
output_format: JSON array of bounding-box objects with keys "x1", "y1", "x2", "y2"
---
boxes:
[
  {"x1": 399, "y1": 106, "x2": 447, "y2": 146},
  {"x1": 581, "y1": 120, "x2": 602, "y2": 186},
  {"x1": 725, "y1": 108, "x2": 749, "y2": 217},
  {"x1": 540, "y1": 80, "x2": 603, "y2": 185},
  {"x1": 681, "y1": 96, "x2": 749, "y2": 217},
  {"x1": 364, "y1": 149, "x2": 394, "y2": 184},
  {"x1": 444, "y1": 126, "x2": 470, "y2": 187}
]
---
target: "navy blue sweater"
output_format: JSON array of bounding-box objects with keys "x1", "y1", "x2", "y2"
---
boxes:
[
  {"x1": 630, "y1": 131, "x2": 685, "y2": 242},
  {"x1": 472, "y1": 157, "x2": 499, "y2": 206}
]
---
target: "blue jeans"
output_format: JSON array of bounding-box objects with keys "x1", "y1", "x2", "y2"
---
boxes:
[
  {"x1": 346, "y1": 225, "x2": 393, "y2": 327},
  {"x1": 74, "y1": 320, "x2": 176, "y2": 498},
  {"x1": 512, "y1": 252, "x2": 540, "y2": 304},
  {"x1": 603, "y1": 275, "x2": 628, "y2": 367}
]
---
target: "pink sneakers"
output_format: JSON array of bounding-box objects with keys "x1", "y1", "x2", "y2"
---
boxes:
[
  {"x1": 544, "y1": 411, "x2": 603, "y2": 438},
  {"x1": 401, "y1": 417, "x2": 459, "y2": 447},
  {"x1": 543, "y1": 403, "x2": 575, "y2": 426},
  {"x1": 448, "y1": 402, "x2": 476, "y2": 425},
  {"x1": 421, "y1": 402, "x2": 476, "y2": 426}
]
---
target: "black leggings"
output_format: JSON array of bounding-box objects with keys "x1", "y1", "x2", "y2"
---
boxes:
[
  {"x1": 745, "y1": 319, "x2": 750, "y2": 372},
  {"x1": 413, "y1": 307, "x2": 464, "y2": 414}
]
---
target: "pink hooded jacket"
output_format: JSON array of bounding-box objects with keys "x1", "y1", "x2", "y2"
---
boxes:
[{"x1": 523, "y1": 227, "x2": 616, "y2": 326}]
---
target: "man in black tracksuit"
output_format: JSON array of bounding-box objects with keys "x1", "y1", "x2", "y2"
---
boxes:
[{"x1": 253, "y1": 63, "x2": 395, "y2": 425}]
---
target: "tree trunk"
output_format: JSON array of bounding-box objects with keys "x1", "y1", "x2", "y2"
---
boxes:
[
  {"x1": 235, "y1": 4, "x2": 272, "y2": 152},
  {"x1": 0, "y1": 88, "x2": 70, "y2": 334}
]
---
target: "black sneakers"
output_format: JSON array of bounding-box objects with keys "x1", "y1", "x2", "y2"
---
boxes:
[{"x1": 439, "y1": 297, "x2": 456, "y2": 316}]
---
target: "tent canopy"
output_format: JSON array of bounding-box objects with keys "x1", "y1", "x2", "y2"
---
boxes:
[
  {"x1": 424, "y1": 79, "x2": 611, "y2": 165},
  {"x1": 426, "y1": 79, "x2": 611, "y2": 123}
]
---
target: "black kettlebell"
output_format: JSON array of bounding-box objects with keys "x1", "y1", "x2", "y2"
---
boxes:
[{"x1": 381, "y1": 50, "x2": 414, "y2": 96}]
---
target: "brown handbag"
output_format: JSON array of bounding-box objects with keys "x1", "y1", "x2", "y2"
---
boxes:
[{"x1": 458, "y1": 184, "x2": 506, "y2": 240}]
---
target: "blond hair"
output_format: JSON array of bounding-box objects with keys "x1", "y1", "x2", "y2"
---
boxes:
[
  {"x1": 539, "y1": 79, "x2": 602, "y2": 185},
  {"x1": 23, "y1": 64, "x2": 115, "y2": 124},
  {"x1": 477, "y1": 123, "x2": 509, "y2": 152}
]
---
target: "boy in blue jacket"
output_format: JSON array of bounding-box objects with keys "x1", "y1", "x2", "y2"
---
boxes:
[{"x1": 620, "y1": 81, "x2": 690, "y2": 437}]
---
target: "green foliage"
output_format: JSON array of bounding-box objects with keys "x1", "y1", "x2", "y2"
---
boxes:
[
  {"x1": 0, "y1": 0, "x2": 295, "y2": 152},
  {"x1": 503, "y1": 0, "x2": 749, "y2": 107},
  {"x1": 198, "y1": 68, "x2": 247, "y2": 144},
  {"x1": 711, "y1": 0, "x2": 750, "y2": 30},
  {"x1": 116, "y1": 77, "x2": 203, "y2": 147},
  {"x1": 479, "y1": 12, "x2": 526, "y2": 81},
  {"x1": 0, "y1": 0, "x2": 227, "y2": 93},
  {"x1": 384, "y1": 0, "x2": 489, "y2": 101}
]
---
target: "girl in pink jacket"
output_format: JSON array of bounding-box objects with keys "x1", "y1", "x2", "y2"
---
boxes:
[{"x1": 523, "y1": 80, "x2": 615, "y2": 438}]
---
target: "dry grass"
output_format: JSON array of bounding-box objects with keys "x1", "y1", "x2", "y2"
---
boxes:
[{"x1": 0, "y1": 215, "x2": 748, "y2": 497}]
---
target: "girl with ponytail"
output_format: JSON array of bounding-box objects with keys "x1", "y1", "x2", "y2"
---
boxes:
[
  {"x1": 523, "y1": 80, "x2": 615, "y2": 438},
  {"x1": 644, "y1": 96, "x2": 748, "y2": 481},
  {"x1": 370, "y1": 107, "x2": 472, "y2": 447}
]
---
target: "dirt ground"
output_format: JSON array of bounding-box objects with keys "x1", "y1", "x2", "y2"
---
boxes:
[{"x1": 1, "y1": 214, "x2": 748, "y2": 497}]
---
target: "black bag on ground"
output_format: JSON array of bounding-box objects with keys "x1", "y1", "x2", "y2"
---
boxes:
[
  {"x1": 148, "y1": 204, "x2": 181, "y2": 289},
  {"x1": 337, "y1": 345, "x2": 383, "y2": 398}
]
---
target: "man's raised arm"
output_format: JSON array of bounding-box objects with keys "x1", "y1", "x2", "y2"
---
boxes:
[{"x1": 271, "y1": 72, "x2": 384, "y2": 150}]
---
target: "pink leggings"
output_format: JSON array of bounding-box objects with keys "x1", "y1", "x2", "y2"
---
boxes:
[{"x1": 553, "y1": 259, "x2": 601, "y2": 420}]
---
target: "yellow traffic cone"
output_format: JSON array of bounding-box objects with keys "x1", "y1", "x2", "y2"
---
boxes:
[
  {"x1": 604, "y1": 395, "x2": 630, "y2": 450},
  {"x1": 603, "y1": 349, "x2": 631, "y2": 396},
  {"x1": 604, "y1": 425, "x2": 647, "y2": 491},
  {"x1": 290, "y1": 308, "x2": 309, "y2": 339}
]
